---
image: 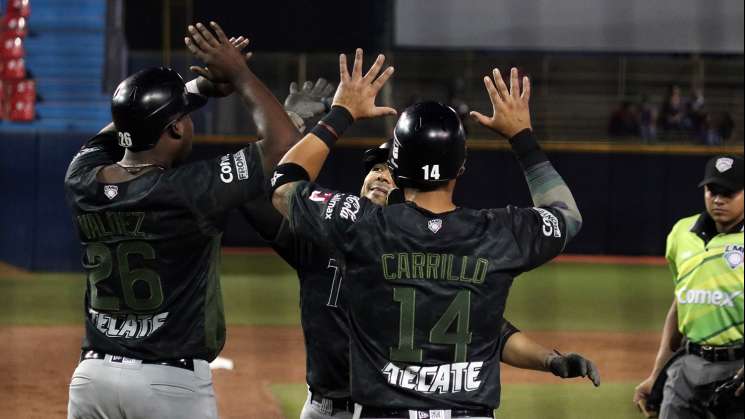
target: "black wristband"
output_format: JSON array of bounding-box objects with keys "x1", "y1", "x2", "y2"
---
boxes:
[
  {"x1": 509, "y1": 128, "x2": 549, "y2": 169},
  {"x1": 310, "y1": 106, "x2": 354, "y2": 149},
  {"x1": 498, "y1": 320, "x2": 522, "y2": 362},
  {"x1": 266, "y1": 163, "x2": 310, "y2": 196}
]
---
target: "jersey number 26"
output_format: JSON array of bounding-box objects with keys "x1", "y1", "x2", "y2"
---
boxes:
[{"x1": 85, "y1": 241, "x2": 163, "y2": 312}]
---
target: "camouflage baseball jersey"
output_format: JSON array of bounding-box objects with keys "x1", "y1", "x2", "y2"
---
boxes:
[
  {"x1": 667, "y1": 213, "x2": 744, "y2": 346},
  {"x1": 286, "y1": 182, "x2": 567, "y2": 410},
  {"x1": 271, "y1": 217, "x2": 352, "y2": 398},
  {"x1": 64, "y1": 130, "x2": 265, "y2": 362}
]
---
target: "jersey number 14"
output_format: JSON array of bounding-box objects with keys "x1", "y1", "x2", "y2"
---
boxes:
[{"x1": 390, "y1": 287, "x2": 472, "y2": 363}]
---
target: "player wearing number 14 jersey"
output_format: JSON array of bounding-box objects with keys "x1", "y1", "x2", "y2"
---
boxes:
[{"x1": 270, "y1": 50, "x2": 583, "y2": 417}]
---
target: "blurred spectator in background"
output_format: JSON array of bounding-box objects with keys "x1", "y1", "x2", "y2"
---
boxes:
[
  {"x1": 639, "y1": 95, "x2": 658, "y2": 142},
  {"x1": 701, "y1": 111, "x2": 735, "y2": 146},
  {"x1": 608, "y1": 100, "x2": 641, "y2": 138},
  {"x1": 687, "y1": 88, "x2": 706, "y2": 134},
  {"x1": 658, "y1": 85, "x2": 691, "y2": 134}
]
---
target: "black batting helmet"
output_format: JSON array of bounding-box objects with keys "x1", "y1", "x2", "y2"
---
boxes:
[
  {"x1": 111, "y1": 67, "x2": 207, "y2": 151},
  {"x1": 362, "y1": 141, "x2": 392, "y2": 173},
  {"x1": 387, "y1": 101, "x2": 466, "y2": 188}
]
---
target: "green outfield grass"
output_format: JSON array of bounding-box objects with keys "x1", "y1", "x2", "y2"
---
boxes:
[
  {"x1": 270, "y1": 382, "x2": 643, "y2": 419},
  {"x1": 1, "y1": 254, "x2": 670, "y2": 418},
  {"x1": 0, "y1": 254, "x2": 673, "y2": 330}
]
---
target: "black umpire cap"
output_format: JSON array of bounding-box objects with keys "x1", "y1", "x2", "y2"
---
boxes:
[{"x1": 698, "y1": 155, "x2": 744, "y2": 191}]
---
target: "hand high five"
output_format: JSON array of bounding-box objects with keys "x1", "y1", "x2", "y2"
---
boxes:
[
  {"x1": 184, "y1": 21, "x2": 251, "y2": 84},
  {"x1": 189, "y1": 36, "x2": 250, "y2": 80},
  {"x1": 470, "y1": 67, "x2": 532, "y2": 138},
  {"x1": 331, "y1": 48, "x2": 396, "y2": 120}
]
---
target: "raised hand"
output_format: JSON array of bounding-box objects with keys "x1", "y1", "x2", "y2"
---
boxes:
[
  {"x1": 284, "y1": 78, "x2": 335, "y2": 118},
  {"x1": 547, "y1": 351, "x2": 601, "y2": 387},
  {"x1": 184, "y1": 21, "x2": 250, "y2": 84},
  {"x1": 470, "y1": 67, "x2": 532, "y2": 138},
  {"x1": 331, "y1": 48, "x2": 396, "y2": 120},
  {"x1": 190, "y1": 36, "x2": 251, "y2": 98}
]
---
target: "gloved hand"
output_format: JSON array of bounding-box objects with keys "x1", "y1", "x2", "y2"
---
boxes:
[
  {"x1": 284, "y1": 78, "x2": 335, "y2": 118},
  {"x1": 546, "y1": 350, "x2": 601, "y2": 387}
]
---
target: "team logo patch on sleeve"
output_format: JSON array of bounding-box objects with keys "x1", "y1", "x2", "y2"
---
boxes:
[
  {"x1": 103, "y1": 185, "x2": 119, "y2": 200},
  {"x1": 309, "y1": 190, "x2": 334, "y2": 203},
  {"x1": 533, "y1": 208, "x2": 562, "y2": 238},
  {"x1": 724, "y1": 245, "x2": 744, "y2": 269}
]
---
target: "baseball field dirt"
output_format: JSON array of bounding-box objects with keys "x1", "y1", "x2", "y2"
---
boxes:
[{"x1": 1, "y1": 325, "x2": 658, "y2": 419}]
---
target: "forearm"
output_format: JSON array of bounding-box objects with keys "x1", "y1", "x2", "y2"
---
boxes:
[
  {"x1": 510, "y1": 129, "x2": 582, "y2": 241},
  {"x1": 231, "y1": 69, "x2": 301, "y2": 173},
  {"x1": 271, "y1": 106, "x2": 354, "y2": 219},
  {"x1": 271, "y1": 130, "x2": 331, "y2": 219},
  {"x1": 502, "y1": 332, "x2": 554, "y2": 371},
  {"x1": 650, "y1": 300, "x2": 683, "y2": 378}
]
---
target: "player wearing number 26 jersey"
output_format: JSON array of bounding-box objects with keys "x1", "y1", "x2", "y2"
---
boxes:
[
  {"x1": 64, "y1": 22, "x2": 302, "y2": 419},
  {"x1": 64, "y1": 128, "x2": 265, "y2": 361}
]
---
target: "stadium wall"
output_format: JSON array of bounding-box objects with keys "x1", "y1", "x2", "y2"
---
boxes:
[{"x1": 0, "y1": 133, "x2": 738, "y2": 271}]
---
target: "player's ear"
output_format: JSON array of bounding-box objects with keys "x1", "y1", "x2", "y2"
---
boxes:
[{"x1": 168, "y1": 118, "x2": 184, "y2": 140}]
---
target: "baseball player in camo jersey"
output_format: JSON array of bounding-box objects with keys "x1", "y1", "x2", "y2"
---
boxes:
[
  {"x1": 268, "y1": 49, "x2": 585, "y2": 418},
  {"x1": 64, "y1": 22, "x2": 302, "y2": 419},
  {"x1": 252, "y1": 132, "x2": 600, "y2": 418},
  {"x1": 236, "y1": 80, "x2": 603, "y2": 419}
]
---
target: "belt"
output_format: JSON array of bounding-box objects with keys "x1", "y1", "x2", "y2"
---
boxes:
[
  {"x1": 310, "y1": 391, "x2": 354, "y2": 413},
  {"x1": 359, "y1": 407, "x2": 494, "y2": 418},
  {"x1": 685, "y1": 342, "x2": 744, "y2": 363},
  {"x1": 80, "y1": 350, "x2": 196, "y2": 371}
]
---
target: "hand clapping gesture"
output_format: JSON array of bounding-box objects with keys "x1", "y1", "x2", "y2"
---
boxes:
[{"x1": 184, "y1": 21, "x2": 251, "y2": 85}]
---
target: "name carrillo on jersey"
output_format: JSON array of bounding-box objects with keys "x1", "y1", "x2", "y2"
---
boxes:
[
  {"x1": 381, "y1": 361, "x2": 483, "y2": 394},
  {"x1": 218, "y1": 150, "x2": 249, "y2": 184},
  {"x1": 89, "y1": 308, "x2": 169, "y2": 339}
]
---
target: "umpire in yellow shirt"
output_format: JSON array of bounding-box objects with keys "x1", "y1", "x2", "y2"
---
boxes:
[{"x1": 634, "y1": 155, "x2": 744, "y2": 419}]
